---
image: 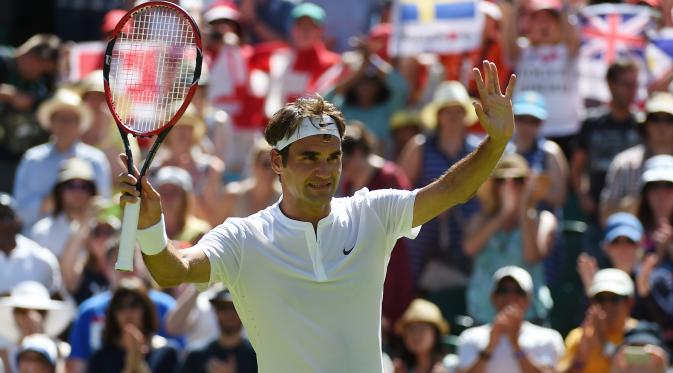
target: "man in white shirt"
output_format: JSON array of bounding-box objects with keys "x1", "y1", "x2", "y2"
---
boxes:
[
  {"x1": 0, "y1": 193, "x2": 62, "y2": 296},
  {"x1": 119, "y1": 61, "x2": 516, "y2": 373},
  {"x1": 457, "y1": 266, "x2": 565, "y2": 373}
]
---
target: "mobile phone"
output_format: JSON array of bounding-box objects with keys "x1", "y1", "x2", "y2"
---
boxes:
[{"x1": 623, "y1": 346, "x2": 651, "y2": 365}]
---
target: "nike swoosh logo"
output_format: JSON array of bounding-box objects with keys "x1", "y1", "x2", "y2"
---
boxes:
[{"x1": 343, "y1": 246, "x2": 355, "y2": 255}]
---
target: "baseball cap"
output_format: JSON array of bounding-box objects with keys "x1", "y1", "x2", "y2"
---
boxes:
[
  {"x1": 17, "y1": 334, "x2": 58, "y2": 367},
  {"x1": 645, "y1": 92, "x2": 673, "y2": 117},
  {"x1": 209, "y1": 288, "x2": 234, "y2": 303},
  {"x1": 604, "y1": 212, "x2": 643, "y2": 243},
  {"x1": 58, "y1": 158, "x2": 95, "y2": 184},
  {"x1": 640, "y1": 155, "x2": 673, "y2": 187},
  {"x1": 623, "y1": 321, "x2": 665, "y2": 347},
  {"x1": 513, "y1": 91, "x2": 548, "y2": 121},
  {"x1": 589, "y1": 268, "x2": 634, "y2": 297},
  {"x1": 492, "y1": 266, "x2": 533, "y2": 296},
  {"x1": 154, "y1": 166, "x2": 193, "y2": 192},
  {"x1": 291, "y1": 3, "x2": 326, "y2": 25}
]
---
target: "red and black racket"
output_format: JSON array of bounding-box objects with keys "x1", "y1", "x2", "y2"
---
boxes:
[{"x1": 103, "y1": 1, "x2": 202, "y2": 271}]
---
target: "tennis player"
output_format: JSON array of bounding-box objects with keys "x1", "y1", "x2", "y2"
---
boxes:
[{"x1": 118, "y1": 61, "x2": 515, "y2": 372}]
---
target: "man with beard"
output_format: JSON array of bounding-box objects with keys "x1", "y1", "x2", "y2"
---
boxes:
[{"x1": 180, "y1": 287, "x2": 257, "y2": 373}]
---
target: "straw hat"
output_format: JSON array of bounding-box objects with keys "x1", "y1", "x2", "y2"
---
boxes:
[
  {"x1": 37, "y1": 89, "x2": 93, "y2": 132},
  {"x1": 57, "y1": 157, "x2": 95, "y2": 184},
  {"x1": 0, "y1": 282, "x2": 75, "y2": 342},
  {"x1": 421, "y1": 81, "x2": 477, "y2": 130},
  {"x1": 173, "y1": 104, "x2": 206, "y2": 142},
  {"x1": 79, "y1": 69, "x2": 104, "y2": 94},
  {"x1": 394, "y1": 299, "x2": 449, "y2": 335}
]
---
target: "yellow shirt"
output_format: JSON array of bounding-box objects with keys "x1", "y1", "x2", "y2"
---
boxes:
[{"x1": 557, "y1": 318, "x2": 638, "y2": 373}]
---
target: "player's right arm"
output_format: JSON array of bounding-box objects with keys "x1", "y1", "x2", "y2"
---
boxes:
[{"x1": 117, "y1": 163, "x2": 210, "y2": 288}]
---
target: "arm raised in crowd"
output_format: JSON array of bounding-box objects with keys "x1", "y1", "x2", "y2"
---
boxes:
[{"x1": 413, "y1": 61, "x2": 515, "y2": 227}]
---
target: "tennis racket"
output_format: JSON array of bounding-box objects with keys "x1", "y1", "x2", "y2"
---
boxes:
[{"x1": 103, "y1": 0, "x2": 202, "y2": 271}]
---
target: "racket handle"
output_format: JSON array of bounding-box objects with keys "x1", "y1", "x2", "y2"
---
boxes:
[{"x1": 116, "y1": 200, "x2": 141, "y2": 271}]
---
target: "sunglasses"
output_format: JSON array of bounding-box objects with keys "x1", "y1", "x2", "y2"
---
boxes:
[
  {"x1": 63, "y1": 180, "x2": 94, "y2": 192},
  {"x1": 494, "y1": 177, "x2": 526, "y2": 185},
  {"x1": 117, "y1": 298, "x2": 144, "y2": 311},
  {"x1": 646, "y1": 181, "x2": 673, "y2": 191},
  {"x1": 494, "y1": 285, "x2": 527, "y2": 296},
  {"x1": 593, "y1": 293, "x2": 627, "y2": 305},
  {"x1": 647, "y1": 114, "x2": 673, "y2": 125}
]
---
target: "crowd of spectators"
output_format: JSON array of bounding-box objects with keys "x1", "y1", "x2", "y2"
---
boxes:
[{"x1": 1, "y1": 0, "x2": 673, "y2": 372}]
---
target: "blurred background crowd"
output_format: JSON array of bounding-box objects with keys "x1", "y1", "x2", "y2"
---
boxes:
[{"x1": 1, "y1": 0, "x2": 673, "y2": 372}]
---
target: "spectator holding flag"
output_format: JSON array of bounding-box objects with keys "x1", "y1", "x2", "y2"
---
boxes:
[{"x1": 501, "y1": 0, "x2": 582, "y2": 157}]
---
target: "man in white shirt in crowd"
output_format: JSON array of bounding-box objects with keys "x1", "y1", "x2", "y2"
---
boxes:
[
  {"x1": 0, "y1": 193, "x2": 62, "y2": 296},
  {"x1": 457, "y1": 266, "x2": 565, "y2": 373},
  {"x1": 118, "y1": 61, "x2": 516, "y2": 373}
]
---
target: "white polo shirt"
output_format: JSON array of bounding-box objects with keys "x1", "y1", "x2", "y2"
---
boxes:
[
  {"x1": 196, "y1": 188, "x2": 420, "y2": 373},
  {"x1": 457, "y1": 321, "x2": 565, "y2": 372}
]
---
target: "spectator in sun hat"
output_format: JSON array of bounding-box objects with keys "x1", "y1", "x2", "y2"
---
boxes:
[
  {"x1": 0, "y1": 281, "x2": 74, "y2": 373},
  {"x1": 0, "y1": 193, "x2": 63, "y2": 296},
  {"x1": 466, "y1": 153, "x2": 556, "y2": 325},
  {"x1": 0, "y1": 34, "x2": 61, "y2": 193},
  {"x1": 28, "y1": 158, "x2": 98, "y2": 259},
  {"x1": 325, "y1": 35, "x2": 409, "y2": 157},
  {"x1": 180, "y1": 285, "x2": 257, "y2": 373},
  {"x1": 458, "y1": 266, "x2": 564, "y2": 373},
  {"x1": 12, "y1": 88, "x2": 111, "y2": 229},
  {"x1": 392, "y1": 298, "x2": 450, "y2": 373},
  {"x1": 16, "y1": 333, "x2": 61, "y2": 373},
  {"x1": 398, "y1": 81, "x2": 482, "y2": 292},
  {"x1": 600, "y1": 92, "x2": 673, "y2": 226},
  {"x1": 389, "y1": 110, "x2": 422, "y2": 161},
  {"x1": 511, "y1": 90, "x2": 568, "y2": 211},
  {"x1": 558, "y1": 268, "x2": 639, "y2": 373},
  {"x1": 153, "y1": 166, "x2": 211, "y2": 245}
]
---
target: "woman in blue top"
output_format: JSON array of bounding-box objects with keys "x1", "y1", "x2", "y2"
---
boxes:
[{"x1": 464, "y1": 153, "x2": 557, "y2": 324}]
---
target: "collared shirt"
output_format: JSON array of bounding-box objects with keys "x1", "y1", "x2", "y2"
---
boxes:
[
  {"x1": 600, "y1": 144, "x2": 648, "y2": 211},
  {"x1": 13, "y1": 141, "x2": 111, "y2": 228},
  {"x1": 196, "y1": 188, "x2": 420, "y2": 373},
  {"x1": 458, "y1": 321, "x2": 565, "y2": 372},
  {"x1": 0, "y1": 234, "x2": 62, "y2": 295}
]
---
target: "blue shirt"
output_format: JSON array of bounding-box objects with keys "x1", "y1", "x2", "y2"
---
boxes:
[
  {"x1": 13, "y1": 141, "x2": 111, "y2": 228},
  {"x1": 68, "y1": 289, "x2": 182, "y2": 360}
]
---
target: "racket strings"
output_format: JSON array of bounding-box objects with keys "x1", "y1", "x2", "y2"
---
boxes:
[{"x1": 109, "y1": 5, "x2": 197, "y2": 135}]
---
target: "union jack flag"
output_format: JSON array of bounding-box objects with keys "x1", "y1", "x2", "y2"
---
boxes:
[{"x1": 578, "y1": 4, "x2": 655, "y2": 104}]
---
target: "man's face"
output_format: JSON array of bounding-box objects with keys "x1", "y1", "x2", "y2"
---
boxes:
[
  {"x1": 0, "y1": 205, "x2": 20, "y2": 248},
  {"x1": 18, "y1": 351, "x2": 54, "y2": 373},
  {"x1": 291, "y1": 17, "x2": 322, "y2": 50},
  {"x1": 645, "y1": 112, "x2": 673, "y2": 148},
  {"x1": 212, "y1": 301, "x2": 242, "y2": 335},
  {"x1": 608, "y1": 69, "x2": 638, "y2": 107},
  {"x1": 49, "y1": 109, "x2": 81, "y2": 146},
  {"x1": 491, "y1": 277, "x2": 529, "y2": 312},
  {"x1": 592, "y1": 291, "x2": 632, "y2": 330},
  {"x1": 273, "y1": 135, "x2": 342, "y2": 211}
]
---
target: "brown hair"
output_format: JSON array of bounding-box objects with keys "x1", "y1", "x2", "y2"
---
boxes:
[
  {"x1": 264, "y1": 96, "x2": 346, "y2": 164},
  {"x1": 101, "y1": 277, "x2": 158, "y2": 347}
]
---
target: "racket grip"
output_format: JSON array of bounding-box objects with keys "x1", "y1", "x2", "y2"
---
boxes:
[{"x1": 116, "y1": 200, "x2": 141, "y2": 271}]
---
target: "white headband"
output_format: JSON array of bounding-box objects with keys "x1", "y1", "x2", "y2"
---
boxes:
[{"x1": 273, "y1": 115, "x2": 340, "y2": 150}]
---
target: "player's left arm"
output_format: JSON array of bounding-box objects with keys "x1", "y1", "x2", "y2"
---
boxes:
[{"x1": 412, "y1": 61, "x2": 516, "y2": 227}]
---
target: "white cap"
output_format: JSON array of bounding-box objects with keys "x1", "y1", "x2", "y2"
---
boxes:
[
  {"x1": 589, "y1": 268, "x2": 634, "y2": 297},
  {"x1": 640, "y1": 155, "x2": 673, "y2": 187},
  {"x1": 492, "y1": 266, "x2": 533, "y2": 296},
  {"x1": 154, "y1": 166, "x2": 193, "y2": 192},
  {"x1": 18, "y1": 334, "x2": 58, "y2": 366}
]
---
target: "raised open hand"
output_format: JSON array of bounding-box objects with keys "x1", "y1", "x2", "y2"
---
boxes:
[{"x1": 472, "y1": 60, "x2": 516, "y2": 145}]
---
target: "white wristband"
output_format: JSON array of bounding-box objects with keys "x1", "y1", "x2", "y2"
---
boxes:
[{"x1": 137, "y1": 214, "x2": 169, "y2": 256}]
